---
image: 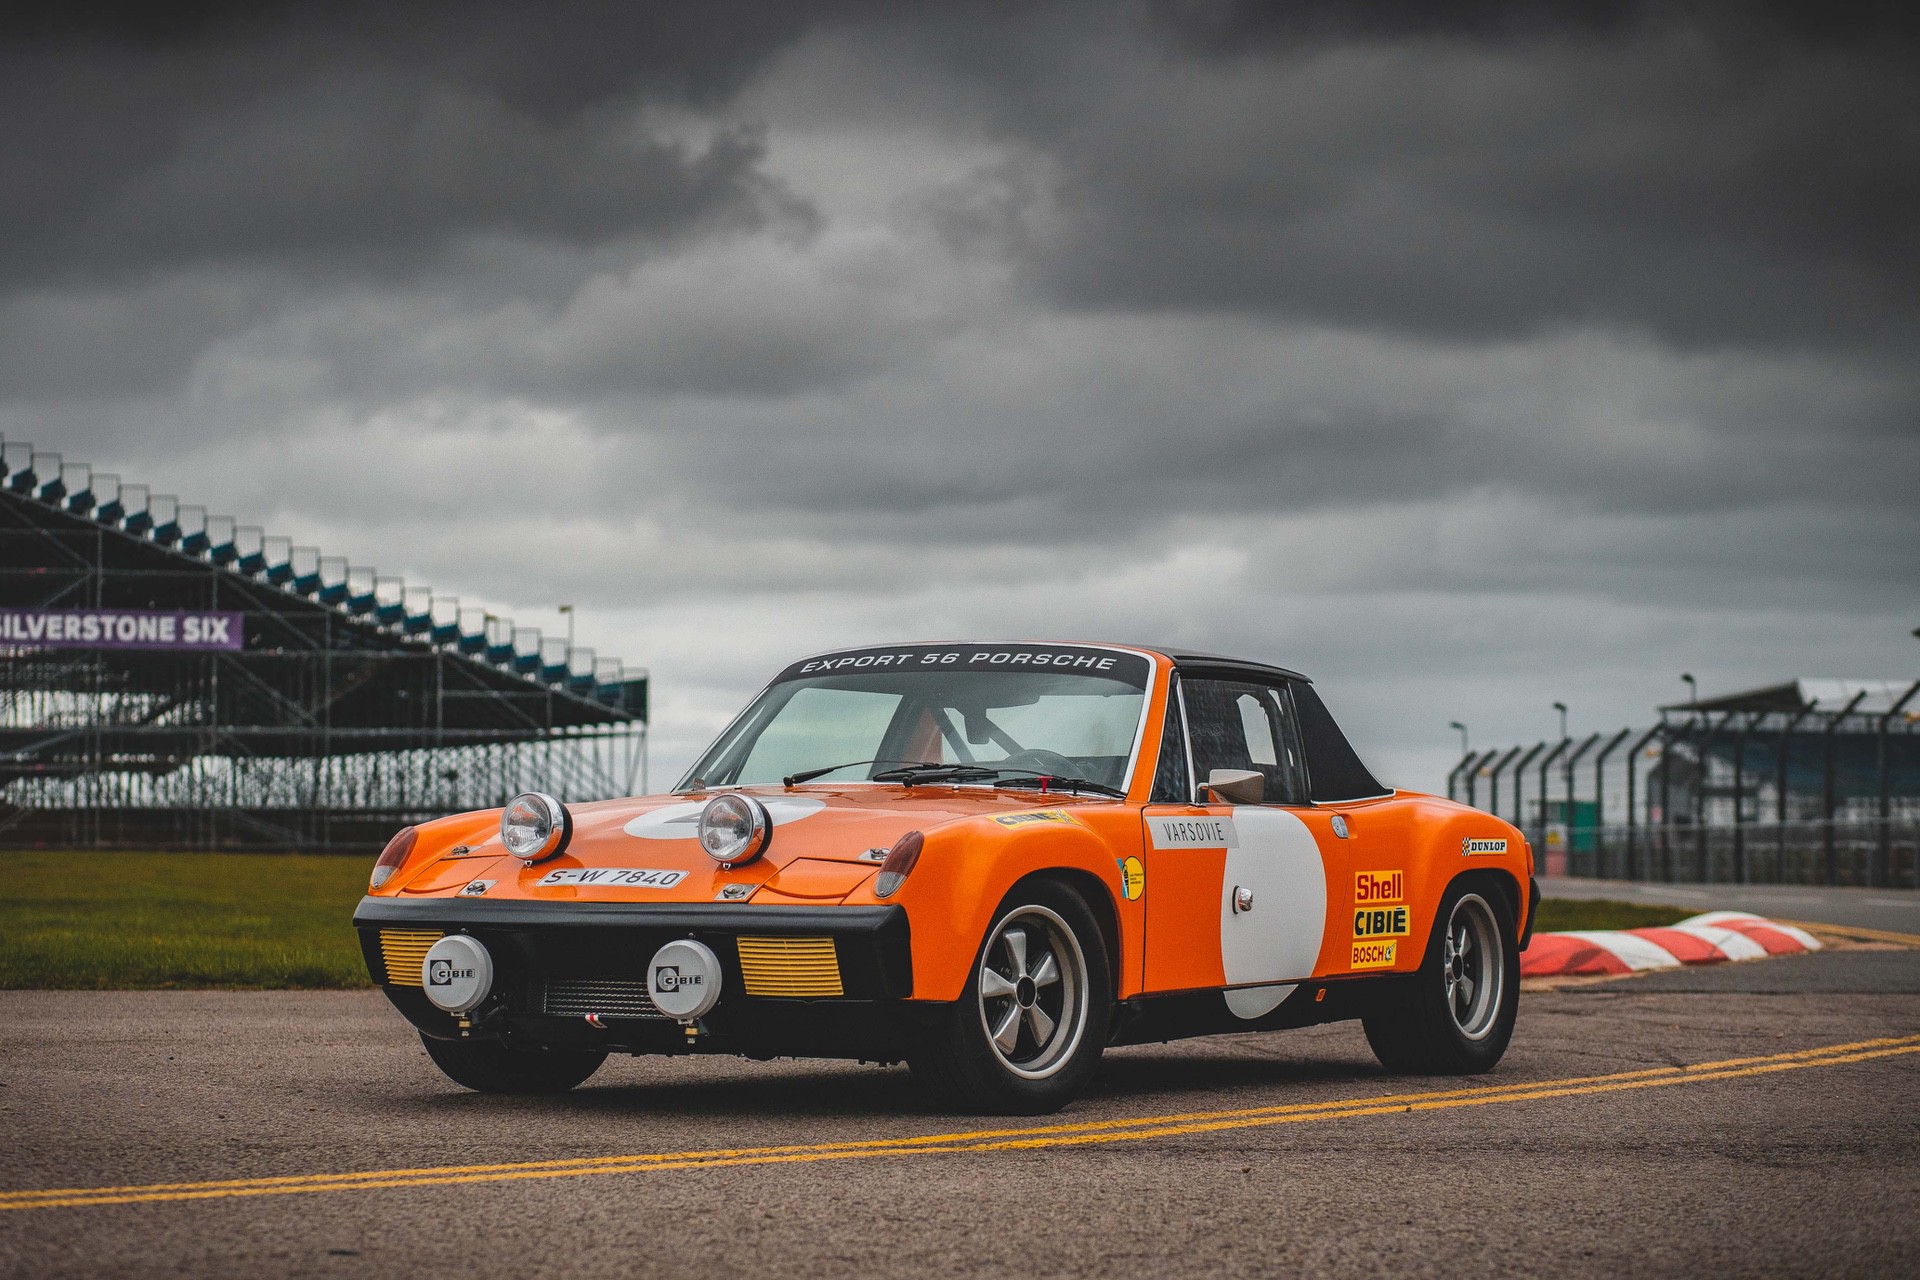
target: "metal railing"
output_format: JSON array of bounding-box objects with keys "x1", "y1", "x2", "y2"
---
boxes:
[{"x1": 1552, "y1": 818, "x2": 1920, "y2": 888}]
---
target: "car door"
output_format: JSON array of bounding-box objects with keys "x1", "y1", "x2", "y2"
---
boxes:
[{"x1": 1140, "y1": 673, "x2": 1348, "y2": 1017}]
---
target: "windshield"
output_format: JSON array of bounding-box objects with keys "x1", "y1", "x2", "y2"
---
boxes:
[{"x1": 680, "y1": 644, "x2": 1154, "y2": 793}]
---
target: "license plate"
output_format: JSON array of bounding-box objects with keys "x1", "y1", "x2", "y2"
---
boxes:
[{"x1": 536, "y1": 867, "x2": 688, "y2": 888}]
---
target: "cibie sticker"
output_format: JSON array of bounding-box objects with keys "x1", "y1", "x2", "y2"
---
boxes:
[
  {"x1": 458, "y1": 879, "x2": 495, "y2": 897},
  {"x1": 536, "y1": 867, "x2": 687, "y2": 888},
  {"x1": 1148, "y1": 815, "x2": 1239, "y2": 849},
  {"x1": 1118, "y1": 856, "x2": 1145, "y2": 901},
  {"x1": 1354, "y1": 869, "x2": 1403, "y2": 904},
  {"x1": 1352, "y1": 904, "x2": 1410, "y2": 939},
  {"x1": 1462, "y1": 837, "x2": 1509, "y2": 856},
  {"x1": 1351, "y1": 939, "x2": 1398, "y2": 970},
  {"x1": 994, "y1": 810, "x2": 1076, "y2": 828}
]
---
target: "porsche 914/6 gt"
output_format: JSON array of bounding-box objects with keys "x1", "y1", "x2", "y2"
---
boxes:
[{"x1": 354, "y1": 641, "x2": 1535, "y2": 1113}]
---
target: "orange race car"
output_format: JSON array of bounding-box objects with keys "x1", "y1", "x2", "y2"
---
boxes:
[{"x1": 355, "y1": 642, "x2": 1536, "y2": 1113}]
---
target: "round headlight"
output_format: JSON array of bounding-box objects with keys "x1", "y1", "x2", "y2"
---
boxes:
[
  {"x1": 698, "y1": 793, "x2": 772, "y2": 867},
  {"x1": 501, "y1": 791, "x2": 572, "y2": 863}
]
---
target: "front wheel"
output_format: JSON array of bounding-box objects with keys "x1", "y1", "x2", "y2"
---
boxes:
[
  {"x1": 909, "y1": 881, "x2": 1112, "y2": 1114},
  {"x1": 1362, "y1": 881, "x2": 1518, "y2": 1075},
  {"x1": 420, "y1": 1033, "x2": 607, "y2": 1094}
]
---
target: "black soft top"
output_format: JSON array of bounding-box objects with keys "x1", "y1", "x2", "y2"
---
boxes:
[{"x1": 1158, "y1": 648, "x2": 1391, "y2": 803}]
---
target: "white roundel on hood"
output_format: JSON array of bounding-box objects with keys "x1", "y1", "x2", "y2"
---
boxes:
[{"x1": 623, "y1": 796, "x2": 827, "y2": 840}]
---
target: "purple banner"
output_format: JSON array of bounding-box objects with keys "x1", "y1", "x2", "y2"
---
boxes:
[{"x1": 0, "y1": 608, "x2": 243, "y2": 651}]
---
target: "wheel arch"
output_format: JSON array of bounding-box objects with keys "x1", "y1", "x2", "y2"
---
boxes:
[{"x1": 1005, "y1": 867, "x2": 1122, "y2": 997}]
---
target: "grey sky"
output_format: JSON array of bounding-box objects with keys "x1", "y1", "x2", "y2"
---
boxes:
[{"x1": 3, "y1": 1, "x2": 1915, "y2": 788}]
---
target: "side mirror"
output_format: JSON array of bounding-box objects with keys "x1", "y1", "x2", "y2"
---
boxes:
[{"x1": 1201, "y1": 768, "x2": 1264, "y2": 805}]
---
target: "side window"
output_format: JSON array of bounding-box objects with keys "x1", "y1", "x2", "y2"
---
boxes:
[
  {"x1": 1182, "y1": 678, "x2": 1309, "y2": 805},
  {"x1": 1149, "y1": 679, "x2": 1191, "y2": 803}
]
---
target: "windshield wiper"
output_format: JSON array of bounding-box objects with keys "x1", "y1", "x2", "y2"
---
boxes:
[
  {"x1": 869, "y1": 763, "x2": 1125, "y2": 798},
  {"x1": 869, "y1": 763, "x2": 1001, "y2": 785},
  {"x1": 782, "y1": 758, "x2": 941, "y2": 787},
  {"x1": 992, "y1": 771, "x2": 1127, "y2": 799}
]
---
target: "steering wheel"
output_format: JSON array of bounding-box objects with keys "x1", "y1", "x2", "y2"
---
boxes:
[{"x1": 998, "y1": 749, "x2": 1082, "y2": 777}]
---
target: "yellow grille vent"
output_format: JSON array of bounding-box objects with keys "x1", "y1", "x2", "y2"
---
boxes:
[
  {"x1": 378, "y1": 930, "x2": 443, "y2": 987},
  {"x1": 737, "y1": 936, "x2": 842, "y2": 997}
]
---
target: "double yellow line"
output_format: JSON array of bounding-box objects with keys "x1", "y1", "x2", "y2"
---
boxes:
[{"x1": 5, "y1": 1033, "x2": 1916, "y2": 1213}]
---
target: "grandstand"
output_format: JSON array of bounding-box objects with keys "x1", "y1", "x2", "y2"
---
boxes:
[
  {"x1": 0, "y1": 437, "x2": 647, "y2": 852},
  {"x1": 1450, "y1": 677, "x2": 1920, "y2": 888}
]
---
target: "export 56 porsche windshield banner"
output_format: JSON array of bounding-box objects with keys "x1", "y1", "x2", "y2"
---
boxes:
[
  {"x1": 0, "y1": 607, "x2": 244, "y2": 651},
  {"x1": 776, "y1": 642, "x2": 1151, "y2": 687}
]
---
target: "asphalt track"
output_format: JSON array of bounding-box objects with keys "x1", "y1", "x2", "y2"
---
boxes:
[{"x1": 4, "y1": 952, "x2": 1919, "y2": 1278}]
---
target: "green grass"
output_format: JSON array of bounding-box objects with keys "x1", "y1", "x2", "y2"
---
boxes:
[
  {"x1": 0, "y1": 851, "x2": 372, "y2": 989},
  {"x1": 0, "y1": 851, "x2": 1697, "y2": 990},
  {"x1": 1532, "y1": 898, "x2": 1692, "y2": 933}
]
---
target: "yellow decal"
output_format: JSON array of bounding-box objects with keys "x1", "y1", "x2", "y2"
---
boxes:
[
  {"x1": 1352, "y1": 904, "x2": 1410, "y2": 939},
  {"x1": 1351, "y1": 939, "x2": 1398, "y2": 970},
  {"x1": 994, "y1": 810, "x2": 1075, "y2": 828},
  {"x1": 1353, "y1": 869, "x2": 1403, "y2": 904},
  {"x1": 1119, "y1": 856, "x2": 1145, "y2": 901}
]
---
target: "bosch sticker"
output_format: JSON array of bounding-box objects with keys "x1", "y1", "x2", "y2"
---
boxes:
[{"x1": 1351, "y1": 940, "x2": 1398, "y2": 970}]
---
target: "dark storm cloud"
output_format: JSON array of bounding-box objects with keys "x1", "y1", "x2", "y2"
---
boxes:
[
  {"x1": 896, "y1": 1, "x2": 1920, "y2": 351},
  {"x1": 0, "y1": 1, "x2": 825, "y2": 288}
]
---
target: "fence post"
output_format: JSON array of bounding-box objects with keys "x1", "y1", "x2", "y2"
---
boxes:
[
  {"x1": 1823, "y1": 692, "x2": 1867, "y2": 884},
  {"x1": 1564, "y1": 733, "x2": 1601, "y2": 876},
  {"x1": 1878, "y1": 681, "x2": 1920, "y2": 888},
  {"x1": 1593, "y1": 727, "x2": 1633, "y2": 877},
  {"x1": 1625, "y1": 724, "x2": 1661, "y2": 880},
  {"x1": 1775, "y1": 702, "x2": 1816, "y2": 882}
]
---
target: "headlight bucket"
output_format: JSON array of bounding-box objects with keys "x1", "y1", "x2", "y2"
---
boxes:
[
  {"x1": 698, "y1": 793, "x2": 773, "y2": 867},
  {"x1": 501, "y1": 791, "x2": 572, "y2": 863},
  {"x1": 370, "y1": 825, "x2": 418, "y2": 889}
]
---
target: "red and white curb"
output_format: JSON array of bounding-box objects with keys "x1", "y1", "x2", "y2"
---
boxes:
[{"x1": 1521, "y1": 911, "x2": 1823, "y2": 978}]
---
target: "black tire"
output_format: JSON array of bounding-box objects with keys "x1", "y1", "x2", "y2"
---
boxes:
[
  {"x1": 1362, "y1": 879, "x2": 1518, "y2": 1075},
  {"x1": 420, "y1": 1033, "x2": 607, "y2": 1095},
  {"x1": 909, "y1": 879, "x2": 1112, "y2": 1114}
]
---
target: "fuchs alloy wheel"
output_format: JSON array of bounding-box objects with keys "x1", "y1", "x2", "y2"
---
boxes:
[
  {"x1": 419, "y1": 1033, "x2": 607, "y2": 1095},
  {"x1": 911, "y1": 881, "x2": 1112, "y2": 1114},
  {"x1": 1362, "y1": 880, "x2": 1519, "y2": 1075}
]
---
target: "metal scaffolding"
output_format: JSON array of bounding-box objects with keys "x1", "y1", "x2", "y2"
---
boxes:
[{"x1": 0, "y1": 437, "x2": 647, "y2": 852}]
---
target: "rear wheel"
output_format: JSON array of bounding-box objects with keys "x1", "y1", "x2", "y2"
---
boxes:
[
  {"x1": 910, "y1": 881, "x2": 1111, "y2": 1114},
  {"x1": 419, "y1": 1033, "x2": 607, "y2": 1094},
  {"x1": 1362, "y1": 881, "x2": 1517, "y2": 1075}
]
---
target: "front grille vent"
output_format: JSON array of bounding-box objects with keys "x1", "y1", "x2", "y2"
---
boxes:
[
  {"x1": 540, "y1": 979, "x2": 667, "y2": 1020},
  {"x1": 378, "y1": 930, "x2": 442, "y2": 987},
  {"x1": 737, "y1": 936, "x2": 843, "y2": 997}
]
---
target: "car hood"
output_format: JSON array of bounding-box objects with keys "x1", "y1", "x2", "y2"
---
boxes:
[{"x1": 387, "y1": 785, "x2": 1117, "y2": 905}]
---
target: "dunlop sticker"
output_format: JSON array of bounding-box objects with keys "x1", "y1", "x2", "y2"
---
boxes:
[
  {"x1": 1351, "y1": 939, "x2": 1398, "y2": 970},
  {"x1": 994, "y1": 810, "x2": 1076, "y2": 828},
  {"x1": 1462, "y1": 837, "x2": 1509, "y2": 856},
  {"x1": 1353, "y1": 904, "x2": 1410, "y2": 939},
  {"x1": 1354, "y1": 869, "x2": 1403, "y2": 904},
  {"x1": 1118, "y1": 855, "x2": 1145, "y2": 901},
  {"x1": 1147, "y1": 815, "x2": 1239, "y2": 849}
]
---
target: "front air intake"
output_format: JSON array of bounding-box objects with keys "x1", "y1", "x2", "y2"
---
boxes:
[
  {"x1": 540, "y1": 979, "x2": 667, "y2": 1019},
  {"x1": 736, "y1": 936, "x2": 843, "y2": 997},
  {"x1": 378, "y1": 930, "x2": 442, "y2": 987}
]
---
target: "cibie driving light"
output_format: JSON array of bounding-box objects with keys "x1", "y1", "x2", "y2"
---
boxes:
[
  {"x1": 501, "y1": 791, "x2": 573, "y2": 863},
  {"x1": 873, "y1": 830, "x2": 923, "y2": 898},
  {"x1": 369, "y1": 825, "x2": 418, "y2": 889},
  {"x1": 697, "y1": 793, "x2": 773, "y2": 867}
]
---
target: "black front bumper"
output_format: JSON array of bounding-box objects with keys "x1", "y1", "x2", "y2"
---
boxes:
[{"x1": 354, "y1": 897, "x2": 918, "y2": 1059}]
